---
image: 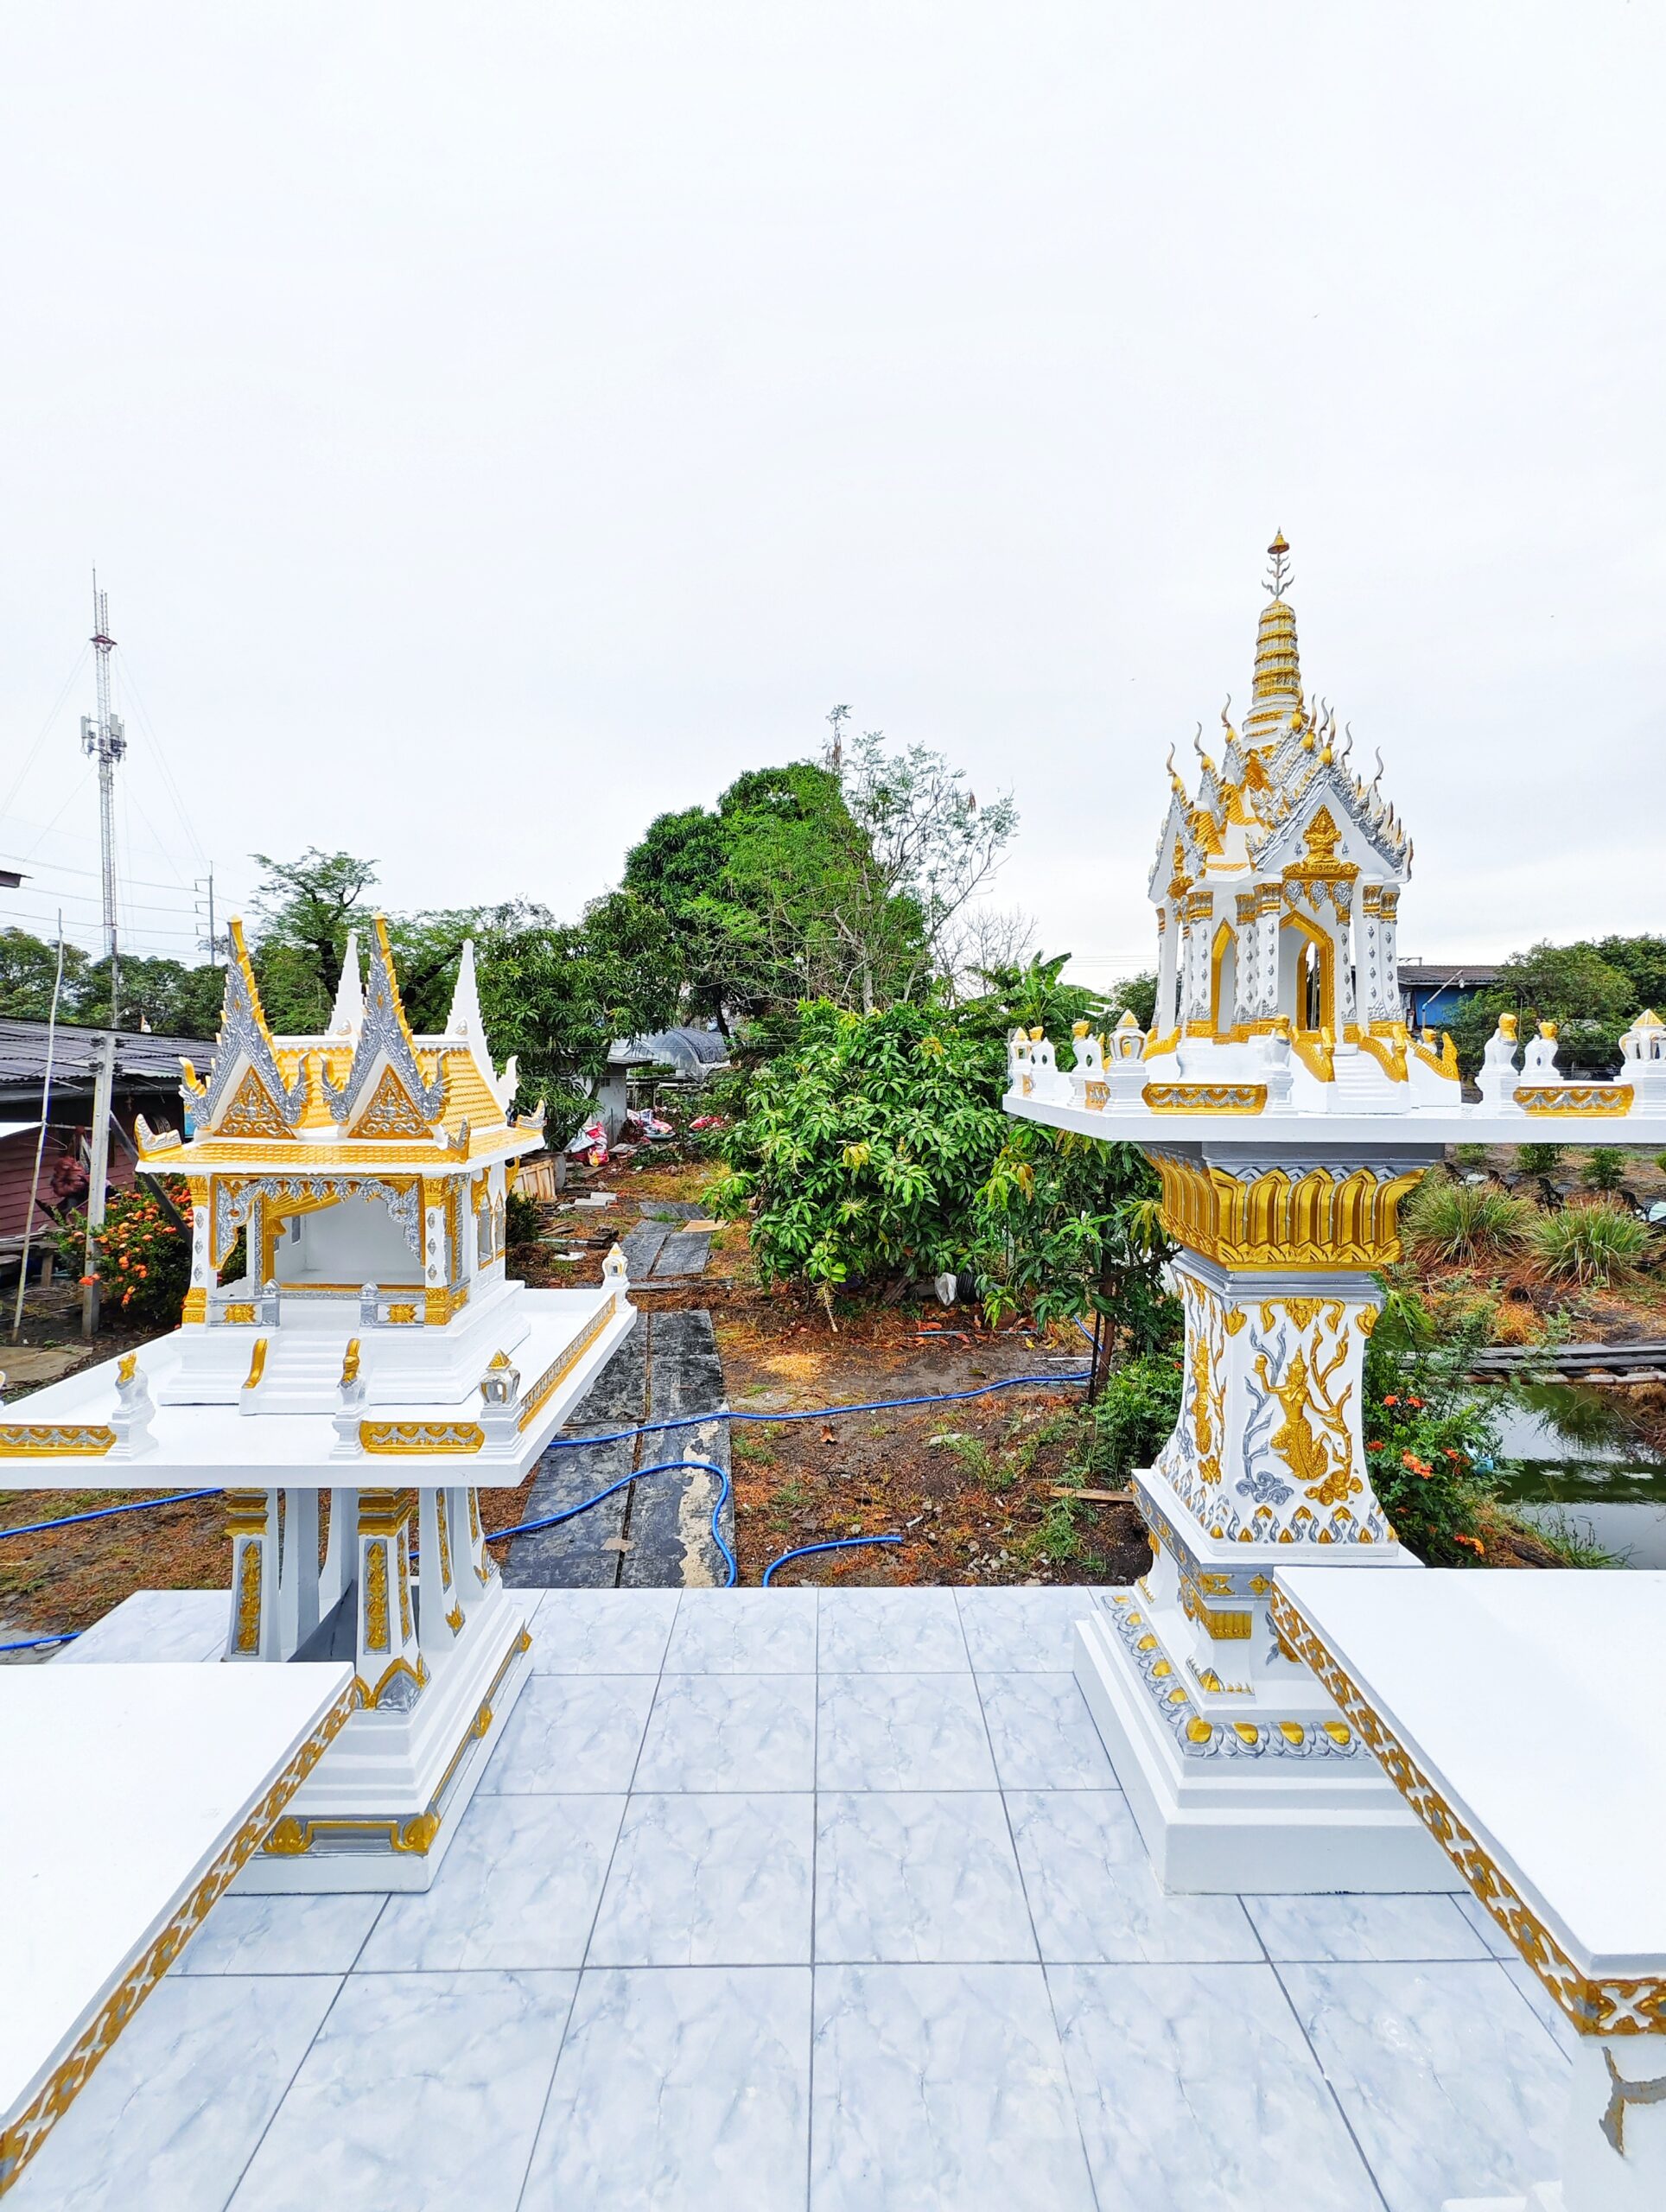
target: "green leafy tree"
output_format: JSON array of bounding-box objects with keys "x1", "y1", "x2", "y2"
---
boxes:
[
  {"x1": 839, "y1": 730, "x2": 1017, "y2": 1001},
  {"x1": 975, "y1": 1121, "x2": 1173, "y2": 1363},
  {"x1": 1447, "y1": 938, "x2": 1636, "y2": 1078},
  {"x1": 1593, "y1": 934, "x2": 1666, "y2": 1017},
  {"x1": 1361, "y1": 1292, "x2": 1502, "y2": 1565},
  {"x1": 709, "y1": 1000, "x2": 1009, "y2": 1298},
  {"x1": 1116, "y1": 970, "x2": 1159, "y2": 1030},
  {"x1": 475, "y1": 891, "x2": 680, "y2": 1142},
  {"x1": 624, "y1": 733, "x2": 1013, "y2": 1024},
  {"x1": 76, "y1": 953, "x2": 225, "y2": 1037},
  {"x1": 955, "y1": 951, "x2": 1110, "y2": 1061},
  {"x1": 248, "y1": 848, "x2": 379, "y2": 1029},
  {"x1": 0, "y1": 926, "x2": 89, "y2": 1020}
]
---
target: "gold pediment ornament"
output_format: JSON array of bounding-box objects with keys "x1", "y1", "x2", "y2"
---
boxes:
[
  {"x1": 351, "y1": 1064, "x2": 431, "y2": 1139},
  {"x1": 219, "y1": 1066, "x2": 297, "y2": 1141},
  {"x1": 1283, "y1": 804, "x2": 1358, "y2": 883}
]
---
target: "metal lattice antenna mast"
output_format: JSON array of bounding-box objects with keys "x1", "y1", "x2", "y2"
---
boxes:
[{"x1": 80, "y1": 573, "x2": 127, "y2": 1012}]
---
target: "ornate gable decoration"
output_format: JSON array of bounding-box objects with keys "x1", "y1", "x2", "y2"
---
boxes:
[
  {"x1": 1282, "y1": 804, "x2": 1358, "y2": 882},
  {"x1": 352, "y1": 1063, "x2": 431, "y2": 1138},
  {"x1": 324, "y1": 918, "x2": 448, "y2": 1131},
  {"x1": 220, "y1": 1066, "x2": 298, "y2": 1138},
  {"x1": 200, "y1": 922, "x2": 306, "y2": 1135}
]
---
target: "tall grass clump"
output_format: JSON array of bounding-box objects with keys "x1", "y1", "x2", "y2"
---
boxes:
[
  {"x1": 1526, "y1": 1198, "x2": 1649, "y2": 1287},
  {"x1": 1402, "y1": 1179, "x2": 1532, "y2": 1267}
]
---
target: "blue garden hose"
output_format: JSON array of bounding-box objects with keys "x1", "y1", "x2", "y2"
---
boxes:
[
  {"x1": 486, "y1": 1457, "x2": 740, "y2": 1587},
  {"x1": 762, "y1": 1534, "x2": 904, "y2": 1586},
  {"x1": 0, "y1": 1370, "x2": 1090, "y2": 1548},
  {"x1": 0, "y1": 1489, "x2": 220, "y2": 1542},
  {"x1": 536, "y1": 1369, "x2": 1091, "y2": 1459},
  {"x1": 0, "y1": 1630, "x2": 80, "y2": 1653}
]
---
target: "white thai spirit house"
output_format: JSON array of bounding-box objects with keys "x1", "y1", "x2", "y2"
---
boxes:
[
  {"x1": 0, "y1": 920, "x2": 633, "y2": 1888},
  {"x1": 1140, "y1": 531, "x2": 1458, "y2": 1113},
  {"x1": 1007, "y1": 535, "x2": 1666, "y2": 1895}
]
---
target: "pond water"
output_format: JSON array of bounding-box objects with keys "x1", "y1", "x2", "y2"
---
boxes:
[{"x1": 1485, "y1": 1381, "x2": 1666, "y2": 1567}]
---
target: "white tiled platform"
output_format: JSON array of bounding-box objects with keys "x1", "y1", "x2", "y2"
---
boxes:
[{"x1": 11, "y1": 1586, "x2": 1571, "y2": 2211}]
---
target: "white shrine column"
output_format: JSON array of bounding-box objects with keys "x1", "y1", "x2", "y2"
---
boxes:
[
  {"x1": 1233, "y1": 892, "x2": 1259, "y2": 1027},
  {"x1": 320, "y1": 1485, "x2": 357, "y2": 1615},
  {"x1": 417, "y1": 1487, "x2": 466, "y2": 1656},
  {"x1": 1256, "y1": 886, "x2": 1284, "y2": 1019},
  {"x1": 225, "y1": 1488, "x2": 284, "y2": 1660},
  {"x1": 1181, "y1": 891, "x2": 1215, "y2": 1031},
  {"x1": 277, "y1": 1487, "x2": 321, "y2": 1653},
  {"x1": 1377, "y1": 887, "x2": 1402, "y2": 1020},
  {"x1": 1332, "y1": 883, "x2": 1358, "y2": 1027},
  {"x1": 184, "y1": 1178, "x2": 213, "y2": 1324},
  {"x1": 422, "y1": 1176, "x2": 450, "y2": 1324},
  {"x1": 450, "y1": 1483, "x2": 499, "y2": 1605},
  {"x1": 356, "y1": 1488, "x2": 427, "y2": 1709},
  {"x1": 1354, "y1": 885, "x2": 1391, "y2": 1023},
  {"x1": 1154, "y1": 907, "x2": 1179, "y2": 1034}
]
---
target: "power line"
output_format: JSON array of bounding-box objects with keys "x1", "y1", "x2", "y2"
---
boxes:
[{"x1": 0, "y1": 645, "x2": 92, "y2": 826}]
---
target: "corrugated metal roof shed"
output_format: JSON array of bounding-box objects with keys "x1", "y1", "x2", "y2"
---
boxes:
[{"x1": 0, "y1": 1019, "x2": 213, "y2": 1107}]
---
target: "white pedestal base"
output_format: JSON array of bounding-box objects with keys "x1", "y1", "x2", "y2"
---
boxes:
[
  {"x1": 233, "y1": 1585, "x2": 532, "y2": 1893},
  {"x1": 1075, "y1": 1599, "x2": 1454, "y2": 1894}
]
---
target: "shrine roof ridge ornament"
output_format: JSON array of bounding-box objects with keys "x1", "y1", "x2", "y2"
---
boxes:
[
  {"x1": 1010, "y1": 529, "x2": 1666, "y2": 1134},
  {"x1": 145, "y1": 916, "x2": 538, "y2": 1170}
]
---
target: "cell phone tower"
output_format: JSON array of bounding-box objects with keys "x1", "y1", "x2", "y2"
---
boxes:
[{"x1": 80, "y1": 573, "x2": 126, "y2": 1011}]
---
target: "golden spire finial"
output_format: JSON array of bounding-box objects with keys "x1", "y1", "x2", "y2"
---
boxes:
[
  {"x1": 1263, "y1": 530, "x2": 1293, "y2": 601},
  {"x1": 1243, "y1": 532, "x2": 1302, "y2": 741}
]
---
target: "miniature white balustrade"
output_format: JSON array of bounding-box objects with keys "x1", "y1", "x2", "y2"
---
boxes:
[
  {"x1": 0, "y1": 920, "x2": 637, "y2": 1891},
  {"x1": 1010, "y1": 535, "x2": 1666, "y2": 1891},
  {"x1": 1275, "y1": 1568, "x2": 1666, "y2": 2212}
]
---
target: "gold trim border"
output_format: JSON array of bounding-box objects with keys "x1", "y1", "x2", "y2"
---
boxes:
[
  {"x1": 516, "y1": 1294, "x2": 619, "y2": 1433},
  {"x1": 0, "y1": 1425, "x2": 115, "y2": 1459},
  {"x1": 260, "y1": 1624, "x2": 532, "y2": 1862},
  {"x1": 0, "y1": 1680, "x2": 357, "y2": 2196},
  {"x1": 1269, "y1": 1586, "x2": 1666, "y2": 2038}
]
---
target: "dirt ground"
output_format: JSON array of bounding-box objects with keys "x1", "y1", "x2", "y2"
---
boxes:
[{"x1": 7, "y1": 1141, "x2": 1664, "y2": 1642}]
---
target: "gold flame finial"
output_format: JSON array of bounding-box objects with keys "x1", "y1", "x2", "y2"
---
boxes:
[
  {"x1": 1243, "y1": 531, "x2": 1302, "y2": 742},
  {"x1": 1264, "y1": 530, "x2": 1293, "y2": 599}
]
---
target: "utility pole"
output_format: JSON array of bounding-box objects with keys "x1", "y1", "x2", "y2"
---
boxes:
[
  {"x1": 81, "y1": 1027, "x2": 115, "y2": 1339},
  {"x1": 80, "y1": 575, "x2": 126, "y2": 1017},
  {"x1": 195, "y1": 866, "x2": 218, "y2": 964},
  {"x1": 79, "y1": 578, "x2": 125, "y2": 1340}
]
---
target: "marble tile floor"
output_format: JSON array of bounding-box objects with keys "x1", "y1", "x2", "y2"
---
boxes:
[{"x1": 12, "y1": 1586, "x2": 1573, "y2": 2212}]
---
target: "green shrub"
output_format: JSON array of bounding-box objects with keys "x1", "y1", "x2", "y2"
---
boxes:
[
  {"x1": 1453, "y1": 1142, "x2": 1491, "y2": 1169},
  {"x1": 1580, "y1": 1148, "x2": 1628, "y2": 1194},
  {"x1": 1074, "y1": 1353, "x2": 1185, "y2": 1482},
  {"x1": 1526, "y1": 1198, "x2": 1649, "y2": 1287},
  {"x1": 1402, "y1": 1179, "x2": 1532, "y2": 1266},
  {"x1": 1361, "y1": 1294, "x2": 1501, "y2": 1565},
  {"x1": 709, "y1": 1000, "x2": 1008, "y2": 1293},
  {"x1": 976, "y1": 1121, "x2": 1173, "y2": 1348},
  {"x1": 1513, "y1": 1142, "x2": 1564, "y2": 1179},
  {"x1": 54, "y1": 1179, "x2": 192, "y2": 1326},
  {"x1": 505, "y1": 1188, "x2": 544, "y2": 1249}
]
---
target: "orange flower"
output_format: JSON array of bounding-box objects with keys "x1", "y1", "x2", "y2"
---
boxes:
[
  {"x1": 1454, "y1": 1533, "x2": 1485, "y2": 1556},
  {"x1": 1382, "y1": 1395, "x2": 1400, "y2": 1408},
  {"x1": 1401, "y1": 1450, "x2": 1434, "y2": 1479}
]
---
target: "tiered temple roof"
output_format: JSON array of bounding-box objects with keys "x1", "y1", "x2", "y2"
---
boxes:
[
  {"x1": 137, "y1": 918, "x2": 542, "y2": 1175},
  {"x1": 1147, "y1": 532, "x2": 1411, "y2": 906}
]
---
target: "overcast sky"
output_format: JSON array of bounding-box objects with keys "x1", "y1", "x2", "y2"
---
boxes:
[{"x1": 2, "y1": 3, "x2": 1662, "y2": 987}]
